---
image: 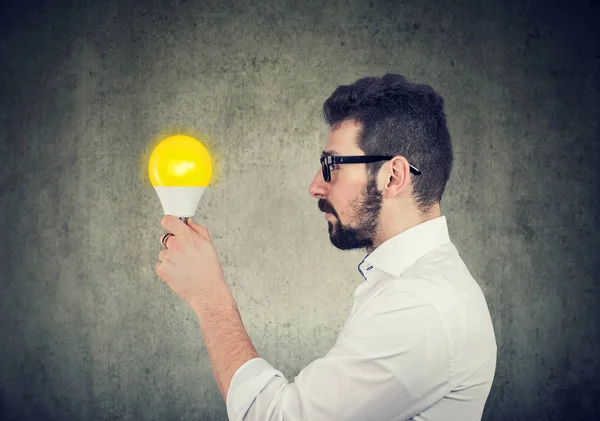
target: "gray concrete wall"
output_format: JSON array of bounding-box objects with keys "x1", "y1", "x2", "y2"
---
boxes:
[{"x1": 1, "y1": 0, "x2": 598, "y2": 420}]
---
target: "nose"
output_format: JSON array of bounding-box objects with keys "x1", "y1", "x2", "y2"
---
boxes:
[{"x1": 309, "y1": 168, "x2": 328, "y2": 199}]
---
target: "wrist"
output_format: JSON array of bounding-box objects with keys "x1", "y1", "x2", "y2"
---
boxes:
[{"x1": 189, "y1": 278, "x2": 236, "y2": 313}]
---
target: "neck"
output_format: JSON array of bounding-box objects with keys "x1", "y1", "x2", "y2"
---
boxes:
[{"x1": 366, "y1": 202, "x2": 441, "y2": 253}]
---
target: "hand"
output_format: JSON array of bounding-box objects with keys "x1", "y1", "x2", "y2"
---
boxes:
[{"x1": 156, "y1": 215, "x2": 225, "y2": 306}]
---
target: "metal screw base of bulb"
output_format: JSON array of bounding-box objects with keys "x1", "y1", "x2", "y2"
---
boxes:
[{"x1": 178, "y1": 216, "x2": 190, "y2": 225}]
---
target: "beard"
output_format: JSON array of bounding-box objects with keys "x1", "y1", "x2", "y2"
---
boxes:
[{"x1": 321, "y1": 175, "x2": 383, "y2": 251}]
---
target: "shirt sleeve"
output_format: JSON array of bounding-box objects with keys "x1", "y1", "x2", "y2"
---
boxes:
[{"x1": 226, "y1": 291, "x2": 451, "y2": 421}]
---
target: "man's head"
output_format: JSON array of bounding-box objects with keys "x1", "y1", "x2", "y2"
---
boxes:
[{"x1": 308, "y1": 74, "x2": 453, "y2": 252}]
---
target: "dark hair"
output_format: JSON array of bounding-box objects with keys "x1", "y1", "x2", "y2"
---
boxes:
[{"x1": 322, "y1": 74, "x2": 453, "y2": 214}]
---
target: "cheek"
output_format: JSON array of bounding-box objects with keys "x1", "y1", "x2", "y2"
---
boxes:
[
  {"x1": 344, "y1": 193, "x2": 365, "y2": 219},
  {"x1": 331, "y1": 197, "x2": 354, "y2": 221},
  {"x1": 331, "y1": 179, "x2": 363, "y2": 218}
]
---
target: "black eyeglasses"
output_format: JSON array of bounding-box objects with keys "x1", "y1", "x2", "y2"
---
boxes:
[{"x1": 320, "y1": 154, "x2": 422, "y2": 182}]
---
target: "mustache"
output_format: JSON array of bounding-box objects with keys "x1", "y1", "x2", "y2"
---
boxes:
[{"x1": 318, "y1": 199, "x2": 336, "y2": 216}]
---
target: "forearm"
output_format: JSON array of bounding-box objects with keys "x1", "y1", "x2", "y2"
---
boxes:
[{"x1": 190, "y1": 279, "x2": 260, "y2": 402}]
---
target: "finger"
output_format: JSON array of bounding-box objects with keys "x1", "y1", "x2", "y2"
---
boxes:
[
  {"x1": 189, "y1": 219, "x2": 212, "y2": 241},
  {"x1": 156, "y1": 262, "x2": 168, "y2": 282},
  {"x1": 161, "y1": 214, "x2": 192, "y2": 236},
  {"x1": 160, "y1": 232, "x2": 174, "y2": 248}
]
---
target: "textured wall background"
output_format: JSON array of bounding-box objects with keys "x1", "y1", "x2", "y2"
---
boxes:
[{"x1": 1, "y1": 0, "x2": 598, "y2": 420}]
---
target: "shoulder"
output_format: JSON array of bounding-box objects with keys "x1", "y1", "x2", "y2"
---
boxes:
[
  {"x1": 344, "y1": 286, "x2": 446, "y2": 347},
  {"x1": 337, "y1": 286, "x2": 451, "y2": 392}
]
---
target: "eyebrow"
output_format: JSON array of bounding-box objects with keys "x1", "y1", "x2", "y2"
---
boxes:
[{"x1": 322, "y1": 150, "x2": 339, "y2": 156}]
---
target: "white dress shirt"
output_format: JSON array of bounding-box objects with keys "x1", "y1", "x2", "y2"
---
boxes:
[{"x1": 226, "y1": 216, "x2": 497, "y2": 421}]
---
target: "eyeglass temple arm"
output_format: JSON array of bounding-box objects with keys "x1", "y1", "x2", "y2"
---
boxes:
[{"x1": 330, "y1": 156, "x2": 422, "y2": 175}]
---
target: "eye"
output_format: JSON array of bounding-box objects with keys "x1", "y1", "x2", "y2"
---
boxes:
[{"x1": 331, "y1": 164, "x2": 341, "y2": 171}]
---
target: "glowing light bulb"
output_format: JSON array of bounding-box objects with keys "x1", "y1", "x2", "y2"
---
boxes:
[{"x1": 148, "y1": 134, "x2": 213, "y2": 224}]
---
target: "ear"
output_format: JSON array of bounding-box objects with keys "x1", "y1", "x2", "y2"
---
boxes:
[{"x1": 384, "y1": 156, "x2": 411, "y2": 198}]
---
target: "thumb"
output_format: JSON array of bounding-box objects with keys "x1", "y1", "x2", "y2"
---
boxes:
[{"x1": 188, "y1": 219, "x2": 212, "y2": 241}]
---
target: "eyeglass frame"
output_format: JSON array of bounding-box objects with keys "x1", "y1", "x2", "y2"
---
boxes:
[{"x1": 320, "y1": 154, "x2": 422, "y2": 183}]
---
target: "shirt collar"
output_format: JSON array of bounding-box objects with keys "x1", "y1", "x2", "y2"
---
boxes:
[{"x1": 358, "y1": 216, "x2": 451, "y2": 280}]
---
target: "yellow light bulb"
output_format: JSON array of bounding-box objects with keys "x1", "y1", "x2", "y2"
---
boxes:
[
  {"x1": 148, "y1": 134, "x2": 212, "y2": 187},
  {"x1": 148, "y1": 135, "x2": 213, "y2": 221}
]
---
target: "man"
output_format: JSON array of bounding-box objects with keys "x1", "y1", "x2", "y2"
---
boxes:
[{"x1": 156, "y1": 74, "x2": 497, "y2": 421}]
